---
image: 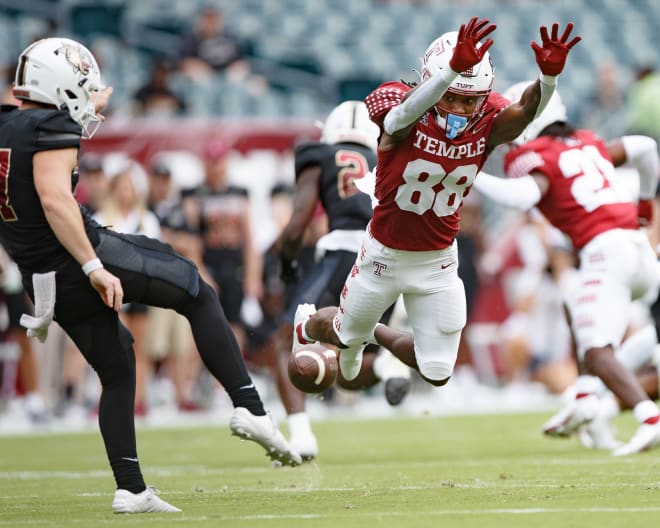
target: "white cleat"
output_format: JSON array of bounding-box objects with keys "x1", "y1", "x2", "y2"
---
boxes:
[
  {"x1": 577, "y1": 416, "x2": 622, "y2": 450},
  {"x1": 230, "y1": 407, "x2": 302, "y2": 467},
  {"x1": 112, "y1": 487, "x2": 181, "y2": 514},
  {"x1": 338, "y1": 346, "x2": 364, "y2": 381},
  {"x1": 612, "y1": 421, "x2": 660, "y2": 456},
  {"x1": 542, "y1": 394, "x2": 600, "y2": 437},
  {"x1": 289, "y1": 431, "x2": 319, "y2": 462},
  {"x1": 292, "y1": 303, "x2": 318, "y2": 354}
]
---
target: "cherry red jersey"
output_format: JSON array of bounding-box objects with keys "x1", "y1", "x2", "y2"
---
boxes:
[
  {"x1": 503, "y1": 129, "x2": 638, "y2": 250},
  {"x1": 365, "y1": 81, "x2": 509, "y2": 251}
]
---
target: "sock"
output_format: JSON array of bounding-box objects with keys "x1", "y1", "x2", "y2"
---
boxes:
[
  {"x1": 228, "y1": 384, "x2": 266, "y2": 416},
  {"x1": 110, "y1": 457, "x2": 146, "y2": 494},
  {"x1": 298, "y1": 319, "x2": 313, "y2": 343},
  {"x1": 616, "y1": 324, "x2": 657, "y2": 371},
  {"x1": 287, "y1": 412, "x2": 312, "y2": 438},
  {"x1": 574, "y1": 375, "x2": 605, "y2": 397},
  {"x1": 633, "y1": 399, "x2": 660, "y2": 424}
]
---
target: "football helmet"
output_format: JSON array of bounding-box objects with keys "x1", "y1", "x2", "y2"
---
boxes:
[
  {"x1": 422, "y1": 31, "x2": 494, "y2": 139},
  {"x1": 320, "y1": 100, "x2": 380, "y2": 152},
  {"x1": 13, "y1": 38, "x2": 104, "y2": 139},
  {"x1": 503, "y1": 81, "x2": 567, "y2": 144}
]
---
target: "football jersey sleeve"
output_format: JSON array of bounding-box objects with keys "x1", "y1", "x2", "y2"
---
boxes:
[
  {"x1": 34, "y1": 110, "x2": 82, "y2": 151},
  {"x1": 364, "y1": 81, "x2": 409, "y2": 128},
  {"x1": 294, "y1": 141, "x2": 324, "y2": 179},
  {"x1": 504, "y1": 146, "x2": 545, "y2": 179}
]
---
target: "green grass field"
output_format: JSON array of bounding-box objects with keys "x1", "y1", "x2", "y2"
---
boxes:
[{"x1": 1, "y1": 412, "x2": 659, "y2": 527}]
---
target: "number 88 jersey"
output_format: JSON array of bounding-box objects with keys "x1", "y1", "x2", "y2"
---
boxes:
[
  {"x1": 365, "y1": 81, "x2": 509, "y2": 251},
  {"x1": 504, "y1": 129, "x2": 638, "y2": 250}
]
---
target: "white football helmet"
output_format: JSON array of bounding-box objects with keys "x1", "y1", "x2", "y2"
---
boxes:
[
  {"x1": 422, "y1": 31, "x2": 494, "y2": 139},
  {"x1": 13, "y1": 38, "x2": 104, "y2": 139},
  {"x1": 320, "y1": 100, "x2": 380, "y2": 152},
  {"x1": 503, "y1": 81, "x2": 567, "y2": 144}
]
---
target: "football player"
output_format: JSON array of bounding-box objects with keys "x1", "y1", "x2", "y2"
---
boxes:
[
  {"x1": 473, "y1": 82, "x2": 660, "y2": 455},
  {"x1": 292, "y1": 19, "x2": 580, "y2": 393},
  {"x1": 1, "y1": 37, "x2": 300, "y2": 514},
  {"x1": 275, "y1": 100, "x2": 411, "y2": 460}
]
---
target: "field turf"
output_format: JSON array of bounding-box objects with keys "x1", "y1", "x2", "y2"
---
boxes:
[{"x1": 1, "y1": 412, "x2": 659, "y2": 527}]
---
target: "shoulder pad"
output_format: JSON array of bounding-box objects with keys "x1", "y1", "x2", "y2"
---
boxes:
[{"x1": 33, "y1": 109, "x2": 82, "y2": 151}]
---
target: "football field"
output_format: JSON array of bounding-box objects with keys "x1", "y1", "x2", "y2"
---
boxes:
[{"x1": 0, "y1": 412, "x2": 658, "y2": 527}]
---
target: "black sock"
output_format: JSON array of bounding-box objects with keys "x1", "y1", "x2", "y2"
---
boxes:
[
  {"x1": 228, "y1": 385, "x2": 265, "y2": 416},
  {"x1": 110, "y1": 458, "x2": 146, "y2": 494}
]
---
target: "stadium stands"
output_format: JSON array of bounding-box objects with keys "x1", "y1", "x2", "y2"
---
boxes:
[{"x1": 0, "y1": 0, "x2": 657, "y2": 125}]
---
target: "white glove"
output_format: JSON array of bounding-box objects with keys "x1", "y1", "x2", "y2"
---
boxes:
[{"x1": 20, "y1": 271, "x2": 56, "y2": 343}]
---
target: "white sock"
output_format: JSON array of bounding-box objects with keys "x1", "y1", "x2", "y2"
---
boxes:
[
  {"x1": 633, "y1": 399, "x2": 660, "y2": 423},
  {"x1": 574, "y1": 375, "x2": 605, "y2": 396},
  {"x1": 616, "y1": 324, "x2": 657, "y2": 371},
  {"x1": 300, "y1": 320, "x2": 314, "y2": 343},
  {"x1": 287, "y1": 412, "x2": 313, "y2": 438}
]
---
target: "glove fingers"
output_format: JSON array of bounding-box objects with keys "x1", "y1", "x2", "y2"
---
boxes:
[
  {"x1": 566, "y1": 35, "x2": 582, "y2": 49},
  {"x1": 559, "y1": 22, "x2": 574, "y2": 42},
  {"x1": 539, "y1": 25, "x2": 549, "y2": 44},
  {"x1": 479, "y1": 38, "x2": 494, "y2": 55},
  {"x1": 475, "y1": 22, "x2": 497, "y2": 42},
  {"x1": 550, "y1": 22, "x2": 559, "y2": 41}
]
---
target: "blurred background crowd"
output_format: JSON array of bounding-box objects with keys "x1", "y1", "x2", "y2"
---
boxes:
[{"x1": 1, "y1": 0, "x2": 659, "y2": 431}]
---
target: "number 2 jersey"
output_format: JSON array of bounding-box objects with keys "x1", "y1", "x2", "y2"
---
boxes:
[
  {"x1": 504, "y1": 129, "x2": 638, "y2": 250},
  {"x1": 0, "y1": 105, "x2": 97, "y2": 273},
  {"x1": 365, "y1": 81, "x2": 510, "y2": 251},
  {"x1": 294, "y1": 140, "x2": 375, "y2": 232}
]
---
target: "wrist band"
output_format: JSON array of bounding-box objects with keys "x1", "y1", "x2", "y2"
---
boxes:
[
  {"x1": 82, "y1": 258, "x2": 103, "y2": 276},
  {"x1": 539, "y1": 73, "x2": 557, "y2": 86}
]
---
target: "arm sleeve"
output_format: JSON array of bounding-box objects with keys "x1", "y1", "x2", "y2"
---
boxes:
[
  {"x1": 621, "y1": 135, "x2": 660, "y2": 199},
  {"x1": 534, "y1": 74, "x2": 558, "y2": 118},
  {"x1": 382, "y1": 68, "x2": 458, "y2": 135},
  {"x1": 473, "y1": 172, "x2": 542, "y2": 210}
]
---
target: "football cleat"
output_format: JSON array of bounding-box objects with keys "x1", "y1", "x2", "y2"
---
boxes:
[
  {"x1": 289, "y1": 431, "x2": 319, "y2": 462},
  {"x1": 373, "y1": 349, "x2": 412, "y2": 406},
  {"x1": 542, "y1": 393, "x2": 600, "y2": 437},
  {"x1": 612, "y1": 420, "x2": 660, "y2": 456},
  {"x1": 230, "y1": 407, "x2": 302, "y2": 467},
  {"x1": 292, "y1": 303, "x2": 318, "y2": 355},
  {"x1": 577, "y1": 415, "x2": 622, "y2": 450},
  {"x1": 112, "y1": 487, "x2": 181, "y2": 514},
  {"x1": 384, "y1": 377, "x2": 411, "y2": 407}
]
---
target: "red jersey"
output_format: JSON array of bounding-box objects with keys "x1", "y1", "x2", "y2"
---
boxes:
[
  {"x1": 504, "y1": 129, "x2": 638, "y2": 250},
  {"x1": 365, "y1": 81, "x2": 509, "y2": 251}
]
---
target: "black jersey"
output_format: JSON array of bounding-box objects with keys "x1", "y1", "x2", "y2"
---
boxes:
[
  {"x1": 0, "y1": 105, "x2": 97, "y2": 273},
  {"x1": 294, "y1": 142, "x2": 375, "y2": 232}
]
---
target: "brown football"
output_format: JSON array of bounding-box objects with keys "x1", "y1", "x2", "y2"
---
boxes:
[{"x1": 288, "y1": 343, "x2": 338, "y2": 393}]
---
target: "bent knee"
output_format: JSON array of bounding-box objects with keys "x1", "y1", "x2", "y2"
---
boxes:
[{"x1": 418, "y1": 360, "x2": 454, "y2": 386}]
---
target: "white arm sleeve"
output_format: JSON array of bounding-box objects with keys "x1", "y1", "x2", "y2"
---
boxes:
[
  {"x1": 621, "y1": 135, "x2": 660, "y2": 199},
  {"x1": 383, "y1": 68, "x2": 458, "y2": 135},
  {"x1": 535, "y1": 74, "x2": 557, "y2": 118},
  {"x1": 473, "y1": 172, "x2": 542, "y2": 210}
]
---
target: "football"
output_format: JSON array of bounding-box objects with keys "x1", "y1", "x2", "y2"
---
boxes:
[{"x1": 288, "y1": 343, "x2": 338, "y2": 393}]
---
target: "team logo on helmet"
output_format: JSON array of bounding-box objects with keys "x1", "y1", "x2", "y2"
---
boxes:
[{"x1": 57, "y1": 43, "x2": 91, "y2": 75}]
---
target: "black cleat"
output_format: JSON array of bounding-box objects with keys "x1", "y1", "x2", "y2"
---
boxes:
[{"x1": 384, "y1": 377, "x2": 411, "y2": 406}]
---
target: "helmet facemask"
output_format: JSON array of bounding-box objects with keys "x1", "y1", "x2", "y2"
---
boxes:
[{"x1": 14, "y1": 38, "x2": 105, "y2": 139}]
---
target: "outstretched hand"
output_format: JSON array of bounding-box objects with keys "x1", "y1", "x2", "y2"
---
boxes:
[
  {"x1": 531, "y1": 22, "x2": 581, "y2": 76},
  {"x1": 449, "y1": 16, "x2": 496, "y2": 73}
]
